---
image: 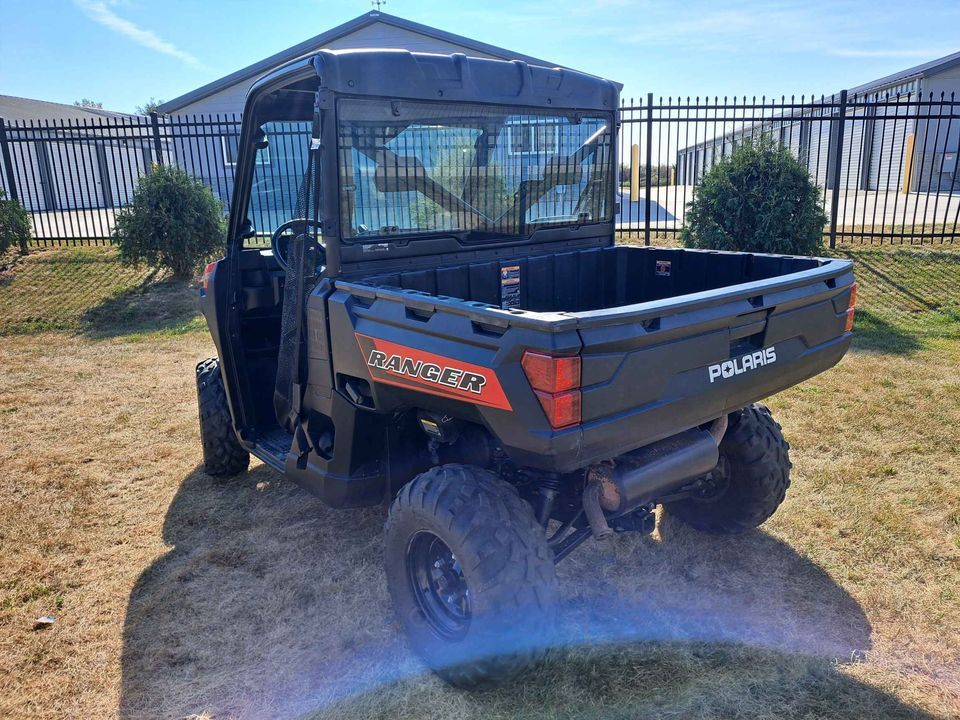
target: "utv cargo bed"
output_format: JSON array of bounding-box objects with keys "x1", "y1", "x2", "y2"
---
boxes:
[{"x1": 330, "y1": 245, "x2": 855, "y2": 471}]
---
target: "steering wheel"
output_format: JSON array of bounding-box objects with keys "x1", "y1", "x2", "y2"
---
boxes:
[{"x1": 270, "y1": 218, "x2": 324, "y2": 273}]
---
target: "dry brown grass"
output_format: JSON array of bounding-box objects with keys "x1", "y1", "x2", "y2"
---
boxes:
[{"x1": 0, "y1": 246, "x2": 958, "y2": 719}]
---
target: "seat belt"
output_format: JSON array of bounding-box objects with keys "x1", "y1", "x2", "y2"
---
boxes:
[{"x1": 275, "y1": 107, "x2": 324, "y2": 469}]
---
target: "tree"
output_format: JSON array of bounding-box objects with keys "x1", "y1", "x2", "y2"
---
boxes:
[
  {"x1": 620, "y1": 162, "x2": 673, "y2": 189},
  {"x1": 136, "y1": 98, "x2": 165, "y2": 115},
  {"x1": 73, "y1": 99, "x2": 103, "y2": 109},
  {"x1": 681, "y1": 137, "x2": 826, "y2": 256},
  {"x1": 111, "y1": 165, "x2": 226, "y2": 278}
]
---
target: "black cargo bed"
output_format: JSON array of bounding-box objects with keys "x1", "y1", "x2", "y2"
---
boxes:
[{"x1": 343, "y1": 245, "x2": 852, "y2": 331}]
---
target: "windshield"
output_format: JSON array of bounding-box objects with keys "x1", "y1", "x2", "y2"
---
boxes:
[{"x1": 336, "y1": 99, "x2": 614, "y2": 241}]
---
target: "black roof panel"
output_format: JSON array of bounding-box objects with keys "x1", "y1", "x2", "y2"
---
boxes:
[{"x1": 249, "y1": 48, "x2": 620, "y2": 112}]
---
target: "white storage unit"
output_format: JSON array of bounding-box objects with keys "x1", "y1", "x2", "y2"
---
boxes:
[
  {"x1": 158, "y1": 11, "x2": 562, "y2": 117},
  {"x1": 674, "y1": 52, "x2": 960, "y2": 196},
  {"x1": 868, "y1": 95, "x2": 915, "y2": 191}
]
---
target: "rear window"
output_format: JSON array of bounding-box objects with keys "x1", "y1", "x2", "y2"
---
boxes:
[{"x1": 336, "y1": 99, "x2": 614, "y2": 241}]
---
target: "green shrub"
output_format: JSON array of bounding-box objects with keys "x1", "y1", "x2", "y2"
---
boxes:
[
  {"x1": 112, "y1": 165, "x2": 226, "y2": 278},
  {"x1": 681, "y1": 137, "x2": 827, "y2": 256},
  {"x1": 0, "y1": 190, "x2": 31, "y2": 254}
]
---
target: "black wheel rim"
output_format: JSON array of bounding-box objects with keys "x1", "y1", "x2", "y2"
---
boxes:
[{"x1": 406, "y1": 531, "x2": 471, "y2": 640}]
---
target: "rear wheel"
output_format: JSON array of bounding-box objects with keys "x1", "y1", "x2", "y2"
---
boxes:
[
  {"x1": 384, "y1": 464, "x2": 558, "y2": 689},
  {"x1": 665, "y1": 404, "x2": 791, "y2": 534},
  {"x1": 196, "y1": 358, "x2": 249, "y2": 478}
]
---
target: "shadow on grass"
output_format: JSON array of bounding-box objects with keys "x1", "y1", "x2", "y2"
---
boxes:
[
  {"x1": 113, "y1": 463, "x2": 931, "y2": 720},
  {"x1": 322, "y1": 644, "x2": 935, "y2": 720},
  {"x1": 851, "y1": 308, "x2": 924, "y2": 355},
  {"x1": 81, "y1": 275, "x2": 203, "y2": 339}
]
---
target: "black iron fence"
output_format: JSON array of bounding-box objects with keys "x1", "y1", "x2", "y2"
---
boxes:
[
  {"x1": 1, "y1": 92, "x2": 959, "y2": 248},
  {"x1": 0, "y1": 113, "x2": 243, "y2": 245},
  {"x1": 620, "y1": 92, "x2": 960, "y2": 246}
]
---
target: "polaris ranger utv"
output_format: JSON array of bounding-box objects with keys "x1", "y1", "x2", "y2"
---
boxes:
[{"x1": 197, "y1": 49, "x2": 857, "y2": 688}]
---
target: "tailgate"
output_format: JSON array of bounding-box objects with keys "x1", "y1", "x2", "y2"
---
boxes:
[{"x1": 572, "y1": 255, "x2": 855, "y2": 461}]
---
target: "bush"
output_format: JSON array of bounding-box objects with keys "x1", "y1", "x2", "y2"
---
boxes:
[
  {"x1": 112, "y1": 165, "x2": 226, "y2": 278},
  {"x1": 681, "y1": 137, "x2": 826, "y2": 256},
  {"x1": 0, "y1": 190, "x2": 31, "y2": 255}
]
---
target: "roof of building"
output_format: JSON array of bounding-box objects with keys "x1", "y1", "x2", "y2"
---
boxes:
[
  {"x1": 849, "y1": 49, "x2": 960, "y2": 96},
  {"x1": 0, "y1": 95, "x2": 130, "y2": 122},
  {"x1": 158, "y1": 11, "x2": 564, "y2": 114}
]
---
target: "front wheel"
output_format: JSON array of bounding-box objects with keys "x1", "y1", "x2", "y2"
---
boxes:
[
  {"x1": 665, "y1": 404, "x2": 791, "y2": 534},
  {"x1": 384, "y1": 464, "x2": 558, "y2": 689},
  {"x1": 196, "y1": 358, "x2": 249, "y2": 478}
]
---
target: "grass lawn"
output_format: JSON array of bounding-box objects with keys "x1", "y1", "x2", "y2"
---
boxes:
[
  {"x1": 0, "y1": 247, "x2": 203, "y2": 338},
  {"x1": 0, "y1": 243, "x2": 957, "y2": 719}
]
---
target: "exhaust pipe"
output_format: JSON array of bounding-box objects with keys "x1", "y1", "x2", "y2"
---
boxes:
[
  {"x1": 582, "y1": 479, "x2": 614, "y2": 540},
  {"x1": 582, "y1": 426, "x2": 722, "y2": 537}
]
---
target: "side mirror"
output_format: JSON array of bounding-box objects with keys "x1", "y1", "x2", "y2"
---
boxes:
[{"x1": 255, "y1": 127, "x2": 269, "y2": 150}]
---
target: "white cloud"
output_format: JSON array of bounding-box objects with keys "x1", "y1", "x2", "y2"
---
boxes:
[{"x1": 74, "y1": 0, "x2": 202, "y2": 68}]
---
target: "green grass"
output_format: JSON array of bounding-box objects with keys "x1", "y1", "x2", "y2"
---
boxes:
[
  {"x1": 0, "y1": 247, "x2": 203, "y2": 338},
  {"x1": 835, "y1": 247, "x2": 960, "y2": 351}
]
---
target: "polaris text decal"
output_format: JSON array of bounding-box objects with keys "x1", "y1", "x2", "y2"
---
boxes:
[
  {"x1": 354, "y1": 334, "x2": 512, "y2": 410},
  {"x1": 708, "y1": 346, "x2": 777, "y2": 383}
]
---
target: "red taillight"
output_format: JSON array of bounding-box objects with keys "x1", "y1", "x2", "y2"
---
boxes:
[
  {"x1": 521, "y1": 351, "x2": 581, "y2": 393},
  {"x1": 202, "y1": 261, "x2": 217, "y2": 294},
  {"x1": 522, "y1": 351, "x2": 582, "y2": 429},
  {"x1": 534, "y1": 389, "x2": 581, "y2": 429},
  {"x1": 844, "y1": 281, "x2": 858, "y2": 333}
]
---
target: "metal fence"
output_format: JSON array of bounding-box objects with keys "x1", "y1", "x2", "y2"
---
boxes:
[
  {"x1": 0, "y1": 112, "x2": 244, "y2": 246},
  {"x1": 1, "y1": 91, "x2": 959, "y2": 248},
  {"x1": 621, "y1": 92, "x2": 960, "y2": 246}
]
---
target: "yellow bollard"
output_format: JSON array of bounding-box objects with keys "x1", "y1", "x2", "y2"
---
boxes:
[
  {"x1": 902, "y1": 133, "x2": 915, "y2": 195},
  {"x1": 630, "y1": 144, "x2": 640, "y2": 203}
]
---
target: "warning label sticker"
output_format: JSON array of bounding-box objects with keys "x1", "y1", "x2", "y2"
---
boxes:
[
  {"x1": 500, "y1": 264, "x2": 521, "y2": 308},
  {"x1": 655, "y1": 260, "x2": 672, "y2": 277}
]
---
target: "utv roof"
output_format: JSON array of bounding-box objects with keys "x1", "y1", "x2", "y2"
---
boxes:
[{"x1": 247, "y1": 49, "x2": 622, "y2": 114}]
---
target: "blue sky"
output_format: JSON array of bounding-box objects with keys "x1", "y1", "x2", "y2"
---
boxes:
[{"x1": 2, "y1": 0, "x2": 958, "y2": 113}]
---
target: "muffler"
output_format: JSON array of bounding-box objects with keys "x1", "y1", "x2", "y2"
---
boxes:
[{"x1": 582, "y1": 426, "x2": 721, "y2": 539}]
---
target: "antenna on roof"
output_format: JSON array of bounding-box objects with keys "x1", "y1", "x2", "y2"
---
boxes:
[{"x1": 371, "y1": 0, "x2": 386, "y2": 10}]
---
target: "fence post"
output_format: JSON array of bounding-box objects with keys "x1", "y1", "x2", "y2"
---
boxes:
[
  {"x1": 149, "y1": 111, "x2": 164, "y2": 166},
  {"x1": 644, "y1": 92, "x2": 653, "y2": 246},
  {"x1": 0, "y1": 117, "x2": 20, "y2": 204},
  {"x1": 0, "y1": 117, "x2": 28, "y2": 254},
  {"x1": 828, "y1": 89, "x2": 848, "y2": 249}
]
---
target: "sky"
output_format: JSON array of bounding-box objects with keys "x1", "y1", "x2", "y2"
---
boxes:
[{"x1": 1, "y1": 0, "x2": 959, "y2": 113}]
